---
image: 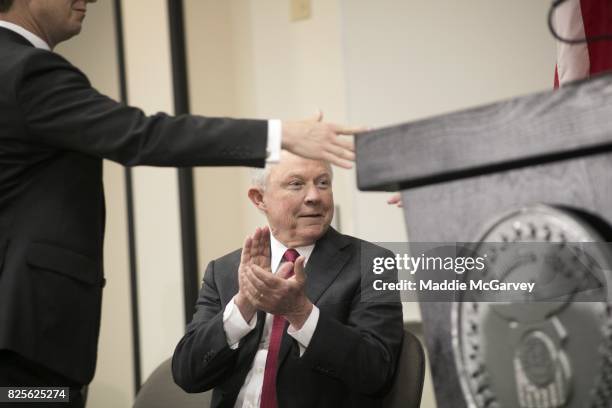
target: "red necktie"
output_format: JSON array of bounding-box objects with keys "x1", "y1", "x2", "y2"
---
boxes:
[{"x1": 260, "y1": 248, "x2": 299, "y2": 408}]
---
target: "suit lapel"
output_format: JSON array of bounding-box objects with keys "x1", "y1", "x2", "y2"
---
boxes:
[
  {"x1": 303, "y1": 228, "x2": 351, "y2": 304},
  {"x1": 277, "y1": 228, "x2": 351, "y2": 366}
]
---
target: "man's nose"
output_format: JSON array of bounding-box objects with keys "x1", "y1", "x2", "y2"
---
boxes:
[{"x1": 304, "y1": 185, "x2": 321, "y2": 204}]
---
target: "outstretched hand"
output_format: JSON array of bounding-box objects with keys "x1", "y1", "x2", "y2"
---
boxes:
[
  {"x1": 387, "y1": 193, "x2": 403, "y2": 208},
  {"x1": 282, "y1": 110, "x2": 366, "y2": 169}
]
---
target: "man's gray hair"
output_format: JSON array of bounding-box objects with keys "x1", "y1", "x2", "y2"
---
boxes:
[
  {"x1": 251, "y1": 161, "x2": 333, "y2": 189},
  {"x1": 251, "y1": 166, "x2": 271, "y2": 189}
]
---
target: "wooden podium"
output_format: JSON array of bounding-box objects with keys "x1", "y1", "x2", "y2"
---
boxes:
[{"x1": 356, "y1": 74, "x2": 612, "y2": 408}]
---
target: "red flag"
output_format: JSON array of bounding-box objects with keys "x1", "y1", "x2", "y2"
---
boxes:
[{"x1": 553, "y1": 0, "x2": 612, "y2": 88}]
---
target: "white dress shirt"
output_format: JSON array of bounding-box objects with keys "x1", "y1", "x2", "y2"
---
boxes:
[
  {"x1": 265, "y1": 120, "x2": 282, "y2": 163},
  {"x1": 223, "y1": 234, "x2": 320, "y2": 408},
  {"x1": 0, "y1": 20, "x2": 282, "y2": 162}
]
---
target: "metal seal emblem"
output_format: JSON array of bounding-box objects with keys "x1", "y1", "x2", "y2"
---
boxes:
[{"x1": 452, "y1": 204, "x2": 612, "y2": 408}]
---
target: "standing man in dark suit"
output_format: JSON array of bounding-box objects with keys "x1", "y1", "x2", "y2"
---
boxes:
[
  {"x1": 0, "y1": 0, "x2": 361, "y2": 404},
  {"x1": 172, "y1": 151, "x2": 404, "y2": 408}
]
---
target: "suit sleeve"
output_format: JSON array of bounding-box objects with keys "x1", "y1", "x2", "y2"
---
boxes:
[
  {"x1": 298, "y1": 248, "x2": 404, "y2": 396},
  {"x1": 17, "y1": 50, "x2": 268, "y2": 167},
  {"x1": 172, "y1": 260, "x2": 240, "y2": 393}
]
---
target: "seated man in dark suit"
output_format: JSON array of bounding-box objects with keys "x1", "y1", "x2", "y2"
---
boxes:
[{"x1": 172, "y1": 151, "x2": 404, "y2": 408}]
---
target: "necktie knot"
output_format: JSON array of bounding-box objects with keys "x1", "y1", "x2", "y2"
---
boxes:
[{"x1": 282, "y1": 248, "x2": 300, "y2": 263}]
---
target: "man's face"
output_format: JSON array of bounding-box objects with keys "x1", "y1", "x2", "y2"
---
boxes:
[
  {"x1": 28, "y1": 0, "x2": 93, "y2": 46},
  {"x1": 254, "y1": 153, "x2": 334, "y2": 248}
]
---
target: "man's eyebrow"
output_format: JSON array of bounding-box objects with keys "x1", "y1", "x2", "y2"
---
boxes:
[
  {"x1": 281, "y1": 171, "x2": 330, "y2": 180},
  {"x1": 283, "y1": 173, "x2": 305, "y2": 180}
]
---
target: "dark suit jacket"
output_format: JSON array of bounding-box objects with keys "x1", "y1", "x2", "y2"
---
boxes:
[
  {"x1": 172, "y1": 228, "x2": 404, "y2": 408},
  {"x1": 0, "y1": 27, "x2": 268, "y2": 384}
]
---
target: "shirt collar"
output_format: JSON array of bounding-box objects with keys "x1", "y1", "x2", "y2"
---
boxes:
[
  {"x1": 0, "y1": 21, "x2": 51, "y2": 51},
  {"x1": 270, "y1": 232, "x2": 315, "y2": 274}
]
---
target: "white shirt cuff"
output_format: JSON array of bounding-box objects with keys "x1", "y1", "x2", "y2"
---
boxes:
[
  {"x1": 287, "y1": 305, "x2": 320, "y2": 357},
  {"x1": 223, "y1": 296, "x2": 257, "y2": 349},
  {"x1": 266, "y1": 119, "x2": 282, "y2": 163}
]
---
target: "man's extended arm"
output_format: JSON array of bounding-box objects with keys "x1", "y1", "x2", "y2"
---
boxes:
[{"x1": 17, "y1": 49, "x2": 359, "y2": 168}]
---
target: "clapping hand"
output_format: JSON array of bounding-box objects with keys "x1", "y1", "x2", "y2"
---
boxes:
[
  {"x1": 243, "y1": 256, "x2": 312, "y2": 329},
  {"x1": 235, "y1": 226, "x2": 313, "y2": 329},
  {"x1": 235, "y1": 227, "x2": 272, "y2": 322}
]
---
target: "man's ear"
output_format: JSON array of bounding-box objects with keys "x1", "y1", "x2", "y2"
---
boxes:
[{"x1": 247, "y1": 187, "x2": 266, "y2": 211}]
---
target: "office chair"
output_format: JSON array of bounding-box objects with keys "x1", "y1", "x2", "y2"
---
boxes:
[
  {"x1": 383, "y1": 329, "x2": 426, "y2": 408},
  {"x1": 132, "y1": 359, "x2": 212, "y2": 408}
]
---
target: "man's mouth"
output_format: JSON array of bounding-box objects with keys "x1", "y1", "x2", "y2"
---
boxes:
[{"x1": 300, "y1": 214, "x2": 322, "y2": 218}]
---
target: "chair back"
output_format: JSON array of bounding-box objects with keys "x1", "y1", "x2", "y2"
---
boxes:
[
  {"x1": 383, "y1": 329, "x2": 426, "y2": 408},
  {"x1": 133, "y1": 358, "x2": 212, "y2": 408}
]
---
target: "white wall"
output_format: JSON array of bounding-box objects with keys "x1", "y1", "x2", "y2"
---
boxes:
[{"x1": 342, "y1": 0, "x2": 557, "y2": 246}]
